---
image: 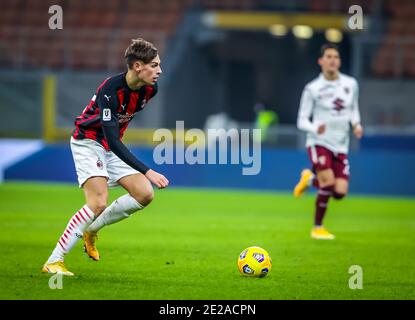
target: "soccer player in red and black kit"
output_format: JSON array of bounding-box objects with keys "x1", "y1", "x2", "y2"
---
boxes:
[{"x1": 42, "y1": 38, "x2": 169, "y2": 276}]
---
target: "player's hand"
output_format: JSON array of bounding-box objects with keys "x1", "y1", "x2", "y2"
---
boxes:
[
  {"x1": 353, "y1": 124, "x2": 363, "y2": 139},
  {"x1": 145, "y1": 169, "x2": 169, "y2": 189},
  {"x1": 317, "y1": 124, "x2": 326, "y2": 135}
]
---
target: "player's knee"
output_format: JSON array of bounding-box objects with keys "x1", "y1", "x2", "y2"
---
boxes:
[
  {"x1": 140, "y1": 189, "x2": 154, "y2": 206},
  {"x1": 318, "y1": 173, "x2": 335, "y2": 187},
  {"x1": 131, "y1": 187, "x2": 154, "y2": 207},
  {"x1": 89, "y1": 201, "x2": 107, "y2": 215},
  {"x1": 319, "y1": 178, "x2": 335, "y2": 188}
]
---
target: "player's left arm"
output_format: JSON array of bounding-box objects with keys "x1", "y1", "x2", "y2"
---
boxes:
[{"x1": 351, "y1": 80, "x2": 363, "y2": 139}]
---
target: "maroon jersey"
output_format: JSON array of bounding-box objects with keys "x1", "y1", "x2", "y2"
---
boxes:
[{"x1": 72, "y1": 72, "x2": 157, "y2": 151}]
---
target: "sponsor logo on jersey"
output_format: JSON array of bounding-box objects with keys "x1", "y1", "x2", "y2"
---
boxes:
[
  {"x1": 318, "y1": 92, "x2": 334, "y2": 100},
  {"x1": 117, "y1": 112, "x2": 135, "y2": 124}
]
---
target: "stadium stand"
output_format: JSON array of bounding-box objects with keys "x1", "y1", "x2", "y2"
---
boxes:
[
  {"x1": 0, "y1": 0, "x2": 412, "y2": 77},
  {"x1": 0, "y1": 0, "x2": 192, "y2": 70},
  {"x1": 372, "y1": 0, "x2": 415, "y2": 78}
]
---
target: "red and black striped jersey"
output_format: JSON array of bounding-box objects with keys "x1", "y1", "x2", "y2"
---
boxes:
[{"x1": 72, "y1": 72, "x2": 158, "y2": 151}]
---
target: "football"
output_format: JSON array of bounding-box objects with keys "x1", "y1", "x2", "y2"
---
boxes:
[{"x1": 237, "y1": 246, "x2": 272, "y2": 277}]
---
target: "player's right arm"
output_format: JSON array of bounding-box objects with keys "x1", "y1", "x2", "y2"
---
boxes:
[
  {"x1": 297, "y1": 86, "x2": 325, "y2": 135},
  {"x1": 96, "y1": 82, "x2": 169, "y2": 189}
]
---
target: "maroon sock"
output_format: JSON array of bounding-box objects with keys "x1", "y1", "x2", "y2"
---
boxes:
[{"x1": 314, "y1": 186, "x2": 334, "y2": 226}]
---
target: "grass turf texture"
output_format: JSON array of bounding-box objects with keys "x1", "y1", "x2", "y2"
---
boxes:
[{"x1": 0, "y1": 182, "x2": 414, "y2": 300}]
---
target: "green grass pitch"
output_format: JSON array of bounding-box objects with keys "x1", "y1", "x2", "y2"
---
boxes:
[{"x1": 0, "y1": 182, "x2": 414, "y2": 300}]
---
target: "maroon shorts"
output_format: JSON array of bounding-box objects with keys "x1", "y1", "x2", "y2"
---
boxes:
[{"x1": 307, "y1": 145, "x2": 350, "y2": 180}]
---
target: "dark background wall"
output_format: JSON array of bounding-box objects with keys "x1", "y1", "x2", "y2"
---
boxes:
[{"x1": 163, "y1": 30, "x2": 351, "y2": 128}]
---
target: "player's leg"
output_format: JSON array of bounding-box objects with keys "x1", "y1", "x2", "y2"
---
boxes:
[
  {"x1": 42, "y1": 177, "x2": 108, "y2": 274},
  {"x1": 42, "y1": 138, "x2": 109, "y2": 274},
  {"x1": 84, "y1": 152, "x2": 154, "y2": 260},
  {"x1": 293, "y1": 168, "x2": 314, "y2": 197},
  {"x1": 311, "y1": 168, "x2": 336, "y2": 239},
  {"x1": 332, "y1": 153, "x2": 350, "y2": 200},
  {"x1": 87, "y1": 173, "x2": 152, "y2": 234},
  {"x1": 333, "y1": 178, "x2": 348, "y2": 200},
  {"x1": 309, "y1": 146, "x2": 336, "y2": 240},
  {"x1": 293, "y1": 146, "x2": 324, "y2": 197}
]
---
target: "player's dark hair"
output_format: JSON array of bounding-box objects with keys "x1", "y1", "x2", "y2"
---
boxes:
[
  {"x1": 319, "y1": 43, "x2": 340, "y2": 58},
  {"x1": 124, "y1": 38, "x2": 158, "y2": 69}
]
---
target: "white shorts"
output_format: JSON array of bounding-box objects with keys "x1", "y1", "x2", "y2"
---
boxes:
[{"x1": 70, "y1": 137, "x2": 139, "y2": 188}]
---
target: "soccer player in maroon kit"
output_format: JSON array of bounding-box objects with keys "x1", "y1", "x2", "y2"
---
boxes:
[
  {"x1": 42, "y1": 38, "x2": 169, "y2": 275},
  {"x1": 293, "y1": 44, "x2": 363, "y2": 240}
]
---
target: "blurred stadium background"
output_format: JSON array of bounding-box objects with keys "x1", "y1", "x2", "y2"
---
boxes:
[{"x1": 0, "y1": 0, "x2": 414, "y2": 195}]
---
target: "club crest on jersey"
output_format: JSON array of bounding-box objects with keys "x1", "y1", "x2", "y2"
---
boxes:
[
  {"x1": 318, "y1": 155, "x2": 326, "y2": 165},
  {"x1": 344, "y1": 87, "x2": 350, "y2": 94},
  {"x1": 333, "y1": 98, "x2": 345, "y2": 112},
  {"x1": 97, "y1": 158, "x2": 103, "y2": 170}
]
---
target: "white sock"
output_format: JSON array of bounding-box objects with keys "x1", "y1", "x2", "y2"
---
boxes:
[
  {"x1": 86, "y1": 194, "x2": 144, "y2": 233},
  {"x1": 46, "y1": 205, "x2": 95, "y2": 263}
]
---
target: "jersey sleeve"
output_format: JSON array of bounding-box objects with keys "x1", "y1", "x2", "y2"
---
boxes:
[
  {"x1": 350, "y1": 80, "x2": 361, "y2": 127},
  {"x1": 297, "y1": 86, "x2": 318, "y2": 134},
  {"x1": 102, "y1": 125, "x2": 150, "y2": 174},
  {"x1": 96, "y1": 80, "x2": 120, "y2": 127}
]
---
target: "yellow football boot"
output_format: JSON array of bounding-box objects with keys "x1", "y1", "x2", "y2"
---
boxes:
[
  {"x1": 41, "y1": 260, "x2": 74, "y2": 276},
  {"x1": 311, "y1": 226, "x2": 335, "y2": 240},
  {"x1": 83, "y1": 231, "x2": 100, "y2": 261},
  {"x1": 293, "y1": 169, "x2": 314, "y2": 198}
]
